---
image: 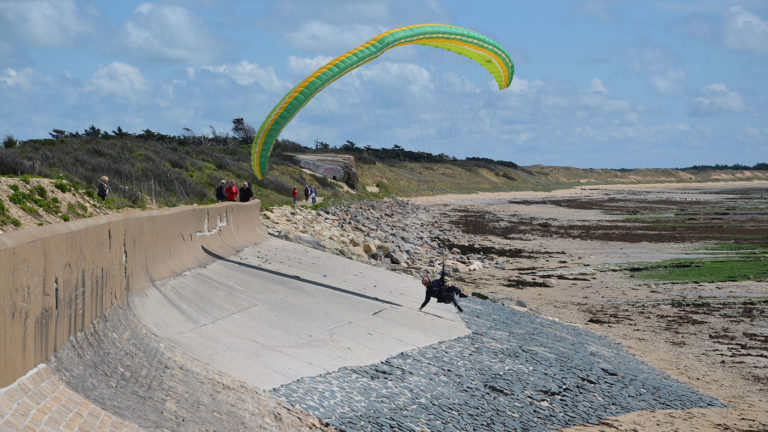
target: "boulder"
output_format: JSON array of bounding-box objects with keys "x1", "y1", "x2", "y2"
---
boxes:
[
  {"x1": 387, "y1": 251, "x2": 409, "y2": 265},
  {"x1": 362, "y1": 241, "x2": 377, "y2": 255},
  {"x1": 467, "y1": 261, "x2": 483, "y2": 271},
  {"x1": 378, "y1": 243, "x2": 394, "y2": 255}
]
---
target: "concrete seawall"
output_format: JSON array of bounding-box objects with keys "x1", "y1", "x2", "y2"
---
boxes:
[{"x1": 0, "y1": 200, "x2": 266, "y2": 388}]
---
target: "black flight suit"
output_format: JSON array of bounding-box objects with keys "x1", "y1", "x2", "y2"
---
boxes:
[{"x1": 420, "y1": 271, "x2": 467, "y2": 312}]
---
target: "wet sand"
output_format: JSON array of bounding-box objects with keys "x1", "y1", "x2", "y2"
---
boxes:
[{"x1": 409, "y1": 181, "x2": 768, "y2": 431}]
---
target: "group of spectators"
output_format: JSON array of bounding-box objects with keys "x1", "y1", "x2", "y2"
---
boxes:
[
  {"x1": 291, "y1": 184, "x2": 317, "y2": 205},
  {"x1": 98, "y1": 174, "x2": 465, "y2": 314},
  {"x1": 99, "y1": 175, "x2": 319, "y2": 206},
  {"x1": 215, "y1": 179, "x2": 254, "y2": 203}
]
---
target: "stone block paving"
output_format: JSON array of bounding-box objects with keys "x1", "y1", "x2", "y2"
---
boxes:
[
  {"x1": 271, "y1": 298, "x2": 726, "y2": 431},
  {"x1": 0, "y1": 365, "x2": 142, "y2": 432},
  {"x1": 47, "y1": 307, "x2": 331, "y2": 431}
]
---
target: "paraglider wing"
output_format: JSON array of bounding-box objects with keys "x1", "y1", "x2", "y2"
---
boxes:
[{"x1": 251, "y1": 24, "x2": 515, "y2": 179}]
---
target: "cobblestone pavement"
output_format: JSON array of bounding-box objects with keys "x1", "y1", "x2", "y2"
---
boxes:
[
  {"x1": 0, "y1": 365, "x2": 142, "y2": 432},
  {"x1": 271, "y1": 298, "x2": 725, "y2": 431},
  {"x1": 47, "y1": 307, "x2": 332, "y2": 432}
]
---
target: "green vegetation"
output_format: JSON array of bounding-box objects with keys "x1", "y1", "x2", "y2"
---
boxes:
[
  {"x1": 2, "y1": 135, "x2": 18, "y2": 149},
  {"x1": 1, "y1": 123, "x2": 766, "y2": 212},
  {"x1": 7, "y1": 183, "x2": 62, "y2": 216},
  {"x1": 627, "y1": 243, "x2": 768, "y2": 282},
  {"x1": 18, "y1": 203, "x2": 39, "y2": 216},
  {"x1": 66, "y1": 202, "x2": 89, "y2": 218},
  {"x1": 0, "y1": 197, "x2": 22, "y2": 227},
  {"x1": 704, "y1": 242, "x2": 768, "y2": 252},
  {"x1": 0, "y1": 178, "x2": 95, "y2": 226},
  {"x1": 53, "y1": 180, "x2": 73, "y2": 193}
]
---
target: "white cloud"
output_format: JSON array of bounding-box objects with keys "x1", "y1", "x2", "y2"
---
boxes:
[
  {"x1": 312, "y1": 60, "x2": 436, "y2": 115},
  {"x1": 121, "y1": 3, "x2": 221, "y2": 64},
  {"x1": 588, "y1": 78, "x2": 608, "y2": 94},
  {"x1": 0, "y1": 67, "x2": 38, "y2": 91},
  {"x1": 621, "y1": 112, "x2": 640, "y2": 125},
  {"x1": 692, "y1": 83, "x2": 746, "y2": 115},
  {"x1": 284, "y1": 21, "x2": 385, "y2": 53},
  {"x1": 625, "y1": 44, "x2": 680, "y2": 72},
  {"x1": 287, "y1": 55, "x2": 334, "y2": 76},
  {"x1": 574, "y1": 1, "x2": 619, "y2": 22},
  {"x1": 620, "y1": 43, "x2": 688, "y2": 95},
  {"x1": 0, "y1": 0, "x2": 91, "y2": 46},
  {"x1": 508, "y1": 77, "x2": 544, "y2": 95},
  {"x1": 201, "y1": 61, "x2": 288, "y2": 92},
  {"x1": 738, "y1": 126, "x2": 761, "y2": 141},
  {"x1": 649, "y1": 69, "x2": 686, "y2": 95},
  {"x1": 356, "y1": 62, "x2": 432, "y2": 90},
  {"x1": 517, "y1": 131, "x2": 537, "y2": 145},
  {"x1": 136, "y1": 2, "x2": 154, "y2": 15},
  {"x1": 724, "y1": 6, "x2": 768, "y2": 55},
  {"x1": 87, "y1": 62, "x2": 148, "y2": 100},
  {"x1": 578, "y1": 80, "x2": 632, "y2": 113},
  {"x1": 676, "y1": 15, "x2": 718, "y2": 41},
  {"x1": 283, "y1": 57, "x2": 436, "y2": 108},
  {"x1": 262, "y1": 0, "x2": 451, "y2": 31}
]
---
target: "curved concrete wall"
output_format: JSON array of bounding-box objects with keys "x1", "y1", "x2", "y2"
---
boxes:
[{"x1": 0, "y1": 201, "x2": 266, "y2": 387}]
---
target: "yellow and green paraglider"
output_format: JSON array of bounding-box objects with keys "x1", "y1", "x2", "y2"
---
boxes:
[{"x1": 251, "y1": 24, "x2": 515, "y2": 179}]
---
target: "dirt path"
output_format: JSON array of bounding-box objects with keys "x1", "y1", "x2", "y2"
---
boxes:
[{"x1": 410, "y1": 181, "x2": 768, "y2": 431}]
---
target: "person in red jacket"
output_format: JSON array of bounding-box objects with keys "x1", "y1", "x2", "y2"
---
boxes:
[
  {"x1": 225, "y1": 180, "x2": 239, "y2": 201},
  {"x1": 291, "y1": 186, "x2": 298, "y2": 204}
]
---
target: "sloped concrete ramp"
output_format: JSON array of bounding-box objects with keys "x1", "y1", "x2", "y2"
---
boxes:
[
  {"x1": 130, "y1": 238, "x2": 468, "y2": 390},
  {"x1": 1, "y1": 200, "x2": 725, "y2": 431}
]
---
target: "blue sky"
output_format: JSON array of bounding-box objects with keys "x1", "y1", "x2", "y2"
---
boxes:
[{"x1": 1, "y1": 0, "x2": 766, "y2": 168}]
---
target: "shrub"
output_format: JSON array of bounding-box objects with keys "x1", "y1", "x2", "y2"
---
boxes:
[
  {"x1": 53, "y1": 181, "x2": 72, "y2": 193},
  {"x1": 8, "y1": 185, "x2": 29, "y2": 205},
  {"x1": 66, "y1": 201, "x2": 89, "y2": 218},
  {"x1": 0, "y1": 197, "x2": 21, "y2": 227},
  {"x1": 19, "y1": 203, "x2": 38, "y2": 215},
  {"x1": 0, "y1": 150, "x2": 30, "y2": 175},
  {"x1": 33, "y1": 184, "x2": 48, "y2": 198},
  {"x1": 2, "y1": 135, "x2": 18, "y2": 149},
  {"x1": 33, "y1": 196, "x2": 60, "y2": 215},
  {"x1": 60, "y1": 214, "x2": 70, "y2": 221}
]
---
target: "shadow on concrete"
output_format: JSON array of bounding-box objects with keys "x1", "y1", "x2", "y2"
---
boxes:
[{"x1": 202, "y1": 246, "x2": 402, "y2": 307}]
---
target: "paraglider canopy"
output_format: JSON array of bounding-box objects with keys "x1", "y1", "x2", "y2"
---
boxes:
[{"x1": 251, "y1": 24, "x2": 515, "y2": 179}]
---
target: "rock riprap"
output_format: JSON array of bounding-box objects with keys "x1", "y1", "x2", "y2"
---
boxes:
[
  {"x1": 271, "y1": 298, "x2": 725, "y2": 431},
  {"x1": 262, "y1": 198, "x2": 492, "y2": 279}
]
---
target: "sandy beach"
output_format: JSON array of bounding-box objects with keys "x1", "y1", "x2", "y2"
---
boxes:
[{"x1": 408, "y1": 181, "x2": 768, "y2": 431}]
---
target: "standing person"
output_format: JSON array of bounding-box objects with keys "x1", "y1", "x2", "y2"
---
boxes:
[
  {"x1": 310, "y1": 185, "x2": 317, "y2": 204},
  {"x1": 303, "y1": 184, "x2": 310, "y2": 202},
  {"x1": 292, "y1": 186, "x2": 298, "y2": 204},
  {"x1": 97, "y1": 176, "x2": 109, "y2": 201},
  {"x1": 225, "y1": 180, "x2": 239, "y2": 202},
  {"x1": 418, "y1": 267, "x2": 468, "y2": 313},
  {"x1": 239, "y1": 182, "x2": 253, "y2": 202},
  {"x1": 215, "y1": 180, "x2": 227, "y2": 202}
]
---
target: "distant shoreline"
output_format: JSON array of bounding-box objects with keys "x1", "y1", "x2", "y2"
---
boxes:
[{"x1": 405, "y1": 179, "x2": 768, "y2": 204}]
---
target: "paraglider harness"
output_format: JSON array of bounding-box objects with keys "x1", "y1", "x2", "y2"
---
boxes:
[{"x1": 430, "y1": 258, "x2": 456, "y2": 304}]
